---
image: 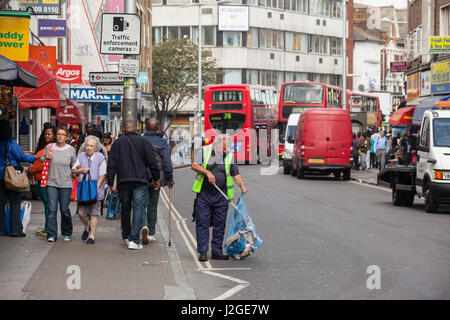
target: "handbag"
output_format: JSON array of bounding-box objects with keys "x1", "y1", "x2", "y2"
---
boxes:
[
  {"x1": 77, "y1": 170, "x2": 97, "y2": 205},
  {"x1": 3, "y1": 142, "x2": 30, "y2": 192},
  {"x1": 40, "y1": 143, "x2": 52, "y2": 187}
]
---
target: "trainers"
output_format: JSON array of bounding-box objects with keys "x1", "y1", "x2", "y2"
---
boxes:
[
  {"x1": 123, "y1": 239, "x2": 130, "y2": 246},
  {"x1": 141, "y1": 227, "x2": 149, "y2": 245},
  {"x1": 199, "y1": 252, "x2": 208, "y2": 262},
  {"x1": 148, "y1": 235, "x2": 156, "y2": 242},
  {"x1": 47, "y1": 237, "x2": 55, "y2": 242},
  {"x1": 211, "y1": 252, "x2": 230, "y2": 260},
  {"x1": 64, "y1": 236, "x2": 72, "y2": 242},
  {"x1": 128, "y1": 242, "x2": 143, "y2": 250}
]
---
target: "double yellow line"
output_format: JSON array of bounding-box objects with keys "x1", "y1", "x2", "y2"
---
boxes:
[{"x1": 159, "y1": 188, "x2": 213, "y2": 270}]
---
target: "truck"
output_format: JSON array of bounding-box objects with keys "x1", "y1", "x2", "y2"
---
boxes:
[{"x1": 377, "y1": 101, "x2": 450, "y2": 213}]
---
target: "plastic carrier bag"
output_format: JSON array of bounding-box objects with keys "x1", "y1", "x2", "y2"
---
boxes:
[{"x1": 223, "y1": 194, "x2": 263, "y2": 260}]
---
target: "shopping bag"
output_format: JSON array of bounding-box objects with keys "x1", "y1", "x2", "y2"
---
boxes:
[
  {"x1": 70, "y1": 178, "x2": 78, "y2": 202},
  {"x1": 3, "y1": 201, "x2": 32, "y2": 235},
  {"x1": 223, "y1": 194, "x2": 263, "y2": 260},
  {"x1": 106, "y1": 193, "x2": 121, "y2": 219},
  {"x1": 77, "y1": 172, "x2": 97, "y2": 205}
]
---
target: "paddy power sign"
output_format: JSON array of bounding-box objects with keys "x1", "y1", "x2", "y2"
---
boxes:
[{"x1": 0, "y1": 12, "x2": 31, "y2": 61}]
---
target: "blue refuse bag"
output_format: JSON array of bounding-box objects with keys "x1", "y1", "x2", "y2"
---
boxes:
[
  {"x1": 223, "y1": 194, "x2": 263, "y2": 260},
  {"x1": 3, "y1": 202, "x2": 32, "y2": 235},
  {"x1": 106, "y1": 193, "x2": 121, "y2": 219}
]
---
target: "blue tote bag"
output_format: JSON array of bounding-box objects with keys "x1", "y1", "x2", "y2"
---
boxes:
[{"x1": 77, "y1": 171, "x2": 97, "y2": 205}]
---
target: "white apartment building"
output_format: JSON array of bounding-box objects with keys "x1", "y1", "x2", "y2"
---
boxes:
[{"x1": 152, "y1": 0, "x2": 346, "y2": 114}]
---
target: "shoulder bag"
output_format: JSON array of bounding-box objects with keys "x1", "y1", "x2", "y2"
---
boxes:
[
  {"x1": 77, "y1": 159, "x2": 97, "y2": 205},
  {"x1": 3, "y1": 142, "x2": 30, "y2": 192}
]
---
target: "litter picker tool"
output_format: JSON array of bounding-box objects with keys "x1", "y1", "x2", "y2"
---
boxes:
[
  {"x1": 168, "y1": 187, "x2": 172, "y2": 247},
  {"x1": 213, "y1": 183, "x2": 238, "y2": 211}
]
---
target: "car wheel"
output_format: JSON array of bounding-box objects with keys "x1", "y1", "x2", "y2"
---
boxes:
[
  {"x1": 424, "y1": 187, "x2": 438, "y2": 213},
  {"x1": 402, "y1": 190, "x2": 415, "y2": 207},
  {"x1": 333, "y1": 171, "x2": 341, "y2": 180}
]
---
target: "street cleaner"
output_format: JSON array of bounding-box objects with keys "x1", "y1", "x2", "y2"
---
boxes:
[{"x1": 191, "y1": 134, "x2": 247, "y2": 262}]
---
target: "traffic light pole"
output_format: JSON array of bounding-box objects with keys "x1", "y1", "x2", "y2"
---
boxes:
[{"x1": 122, "y1": 0, "x2": 138, "y2": 125}]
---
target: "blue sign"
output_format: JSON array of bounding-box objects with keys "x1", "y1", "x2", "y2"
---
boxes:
[
  {"x1": 136, "y1": 72, "x2": 148, "y2": 84},
  {"x1": 69, "y1": 88, "x2": 121, "y2": 102},
  {"x1": 91, "y1": 103, "x2": 109, "y2": 116}
]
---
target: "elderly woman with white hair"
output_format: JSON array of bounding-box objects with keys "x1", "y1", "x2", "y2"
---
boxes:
[{"x1": 72, "y1": 135, "x2": 107, "y2": 244}]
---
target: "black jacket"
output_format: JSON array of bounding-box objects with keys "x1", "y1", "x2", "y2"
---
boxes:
[{"x1": 107, "y1": 132, "x2": 160, "y2": 186}]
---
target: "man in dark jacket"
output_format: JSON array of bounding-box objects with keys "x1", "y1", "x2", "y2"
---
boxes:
[
  {"x1": 107, "y1": 121, "x2": 160, "y2": 250},
  {"x1": 140, "y1": 119, "x2": 174, "y2": 244}
]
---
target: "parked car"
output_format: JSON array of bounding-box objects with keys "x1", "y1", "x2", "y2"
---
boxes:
[{"x1": 291, "y1": 108, "x2": 353, "y2": 180}]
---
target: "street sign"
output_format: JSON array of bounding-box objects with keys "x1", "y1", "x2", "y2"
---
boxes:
[
  {"x1": 119, "y1": 58, "x2": 139, "y2": 78},
  {"x1": 390, "y1": 61, "x2": 407, "y2": 73},
  {"x1": 89, "y1": 72, "x2": 123, "y2": 85},
  {"x1": 100, "y1": 13, "x2": 141, "y2": 55},
  {"x1": 69, "y1": 88, "x2": 121, "y2": 102},
  {"x1": 96, "y1": 85, "x2": 123, "y2": 95}
]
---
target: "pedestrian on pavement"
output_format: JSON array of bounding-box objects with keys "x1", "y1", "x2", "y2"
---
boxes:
[
  {"x1": 0, "y1": 120, "x2": 37, "y2": 237},
  {"x1": 370, "y1": 131, "x2": 379, "y2": 169},
  {"x1": 352, "y1": 133, "x2": 360, "y2": 170},
  {"x1": 400, "y1": 130, "x2": 413, "y2": 165},
  {"x1": 29, "y1": 125, "x2": 57, "y2": 237},
  {"x1": 374, "y1": 130, "x2": 389, "y2": 171},
  {"x1": 102, "y1": 132, "x2": 114, "y2": 156},
  {"x1": 192, "y1": 134, "x2": 248, "y2": 262},
  {"x1": 140, "y1": 119, "x2": 175, "y2": 244},
  {"x1": 387, "y1": 133, "x2": 394, "y2": 165},
  {"x1": 40, "y1": 126, "x2": 77, "y2": 242},
  {"x1": 359, "y1": 133, "x2": 371, "y2": 171},
  {"x1": 72, "y1": 136, "x2": 106, "y2": 244},
  {"x1": 76, "y1": 123, "x2": 102, "y2": 153},
  {"x1": 70, "y1": 128, "x2": 82, "y2": 150},
  {"x1": 107, "y1": 121, "x2": 160, "y2": 250}
]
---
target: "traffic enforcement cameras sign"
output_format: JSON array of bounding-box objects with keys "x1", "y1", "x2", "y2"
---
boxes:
[{"x1": 101, "y1": 14, "x2": 141, "y2": 55}]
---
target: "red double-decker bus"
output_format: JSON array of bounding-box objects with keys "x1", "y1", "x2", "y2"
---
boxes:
[
  {"x1": 278, "y1": 82, "x2": 343, "y2": 155},
  {"x1": 204, "y1": 84, "x2": 278, "y2": 163},
  {"x1": 346, "y1": 91, "x2": 382, "y2": 133}
]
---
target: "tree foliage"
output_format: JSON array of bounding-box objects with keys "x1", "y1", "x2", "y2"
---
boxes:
[{"x1": 152, "y1": 38, "x2": 217, "y2": 130}]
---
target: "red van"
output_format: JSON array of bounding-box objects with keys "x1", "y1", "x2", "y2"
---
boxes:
[{"x1": 291, "y1": 108, "x2": 353, "y2": 180}]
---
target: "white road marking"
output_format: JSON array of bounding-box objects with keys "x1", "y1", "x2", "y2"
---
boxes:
[
  {"x1": 160, "y1": 188, "x2": 251, "y2": 300},
  {"x1": 349, "y1": 180, "x2": 391, "y2": 193}
]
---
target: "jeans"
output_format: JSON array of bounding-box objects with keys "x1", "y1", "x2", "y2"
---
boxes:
[
  {"x1": 144, "y1": 187, "x2": 160, "y2": 236},
  {"x1": 38, "y1": 182, "x2": 49, "y2": 233},
  {"x1": 360, "y1": 152, "x2": 368, "y2": 170},
  {"x1": 0, "y1": 180, "x2": 22, "y2": 235},
  {"x1": 47, "y1": 186, "x2": 73, "y2": 240},
  {"x1": 118, "y1": 183, "x2": 149, "y2": 244}
]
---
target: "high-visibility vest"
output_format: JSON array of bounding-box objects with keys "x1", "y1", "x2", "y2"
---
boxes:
[{"x1": 192, "y1": 145, "x2": 235, "y2": 200}]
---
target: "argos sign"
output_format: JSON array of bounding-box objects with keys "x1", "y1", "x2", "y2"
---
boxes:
[{"x1": 53, "y1": 65, "x2": 82, "y2": 83}]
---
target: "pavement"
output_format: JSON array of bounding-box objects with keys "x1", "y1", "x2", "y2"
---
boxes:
[{"x1": 350, "y1": 167, "x2": 380, "y2": 186}]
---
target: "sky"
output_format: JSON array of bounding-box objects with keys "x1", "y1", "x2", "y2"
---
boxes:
[{"x1": 353, "y1": 0, "x2": 407, "y2": 8}]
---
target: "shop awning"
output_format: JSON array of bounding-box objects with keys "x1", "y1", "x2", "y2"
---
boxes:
[
  {"x1": 389, "y1": 106, "x2": 415, "y2": 126},
  {"x1": 57, "y1": 99, "x2": 87, "y2": 125},
  {"x1": 412, "y1": 95, "x2": 450, "y2": 127},
  {"x1": 13, "y1": 59, "x2": 66, "y2": 109},
  {"x1": 0, "y1": 55, "x2": 38, "y2": 88}
]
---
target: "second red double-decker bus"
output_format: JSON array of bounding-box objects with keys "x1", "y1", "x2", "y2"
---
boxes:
[
  {"x1": 278, "y1": 81, "x2": 343, "y2": 156},
  {"x1": 204, "y1": 84, "x2": 278, "y2": 163},
  {"x1": 346, "y1": 91, "x2": 382, "y2": 133}
]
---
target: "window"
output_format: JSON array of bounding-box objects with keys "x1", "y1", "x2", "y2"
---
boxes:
[
  {"x1": 167, "y1": 26, "x2": 178, "y2": 40},
  {"x1": 330, "y1": 37, "x2": 342, "y2": 55},
  {"x1": 309, "y1": 35, "x2": 329, "y2": 54},
  {"x1": 212, "y1": 91, "x2": 243, "y2": 102},
  {"x1": 203, "y1": 26, "x2": 216, "y2": 46},
  {"x1": 286, "y1": 32, "x2": 307, "y2": 52},
  {"x1": 246, "y1": 69, "x2": 259, "y2": 84},
  {"x1": 327, "y1": 87, "x2": 341, "y2": 105},
  {"x1": 310, "y1": 0, "x2": 330, "y2": 16},
  {"x1": 420, "y1": 117, "x2": 430, "y2": 149},
  {"x1": 223, "y1": 69, "x2": 242, "y2": 84},
  {"x1": 283, "y1": 83, "x2": 324, "y2": 104},
  {"x1": 180, "y1": 26, "x2": 190, "y2": 40},
  {"x1": 441, "y1": 5, "x2": 450, "y2": 36},
  {"x1": 260, "y1": 29, "x2": 284, "y2": 50},
  {"x1": 152, "y1": 27, "x2": 162, "y2": 46},
  {"x1": 223, "y1": 32, "x2": 242, "y2": 47},
  {"x1": 152, "y1": 0, "x2": 162, "y2": 4},
  {"x1": 247, "y1": 28, "x2": 259, "y2": 48},
  {"x1": 433, "y1": 118, "x2": 450, "y2": 147},
  {"x1": 331, "y1": 0, "x2": 342, "y2": 18},
  {"x1": 260, "y1": 70, "x2": 283, "y2": 89}
]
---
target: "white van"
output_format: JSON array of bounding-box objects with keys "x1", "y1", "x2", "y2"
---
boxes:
[
  {"x1": 416, "y1": 105, "x2": 450, "y2": 212},
  {"x1": 283, "y1": 113, "x2": 301, "y2": 174}
]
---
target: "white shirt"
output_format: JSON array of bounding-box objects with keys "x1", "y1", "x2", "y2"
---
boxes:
[{"x1": 72, "y1": 153, "x2": 107, "y2": 176}]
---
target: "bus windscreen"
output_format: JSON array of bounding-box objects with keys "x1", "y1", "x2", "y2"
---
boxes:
[
  {"x1": 209, "y1": 113, "x2": 246, "y2": 134},
  {"x1": 282, "y1": 83, "x2": 323, "y2": 104},
  {"x1": 281, "y1": 106, "x2": 319, "y2": 119}
]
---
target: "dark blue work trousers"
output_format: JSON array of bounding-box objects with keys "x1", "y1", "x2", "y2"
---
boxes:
[{"x1": 195, "y1": 189, "x2": 229, "y2": 254}]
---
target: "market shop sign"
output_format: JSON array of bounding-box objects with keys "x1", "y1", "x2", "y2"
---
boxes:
[
  {"x1": 0, "y1": 12, "x2": 30, "y2": 61},
  {"x1": 29, "y1": 46, "x2": 57, "y2": 71}
]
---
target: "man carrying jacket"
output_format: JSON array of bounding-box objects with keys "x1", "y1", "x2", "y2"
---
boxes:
[
  {"x1": 192, "y1": 134, "x2": 247, "y2": 262},
  {"x1": 107, "y1": 121, "x2": 160, "y2": 250},
  {"x1": 140, "y1": 119, "x2": 174, "y2": 244}
]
